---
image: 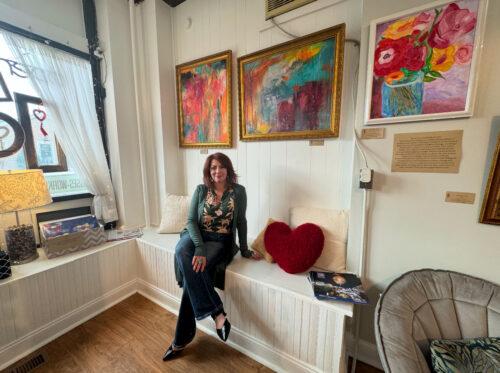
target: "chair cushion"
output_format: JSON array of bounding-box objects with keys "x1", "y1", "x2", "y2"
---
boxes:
[
  {"x1": 290, "y1": 207, "x2": 348, "y2": 272},
  {"x1": 157, "y1": 194, "x2": 190, "y2": 233},
  {"x1": 430, "y1": 337, "x2": 500, "y2": 373}
]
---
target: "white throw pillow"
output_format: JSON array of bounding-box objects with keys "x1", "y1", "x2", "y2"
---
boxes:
[
  {"x1": 290, "y1": 207, "x2": 348, "y2": 272},
  {"x1": 157, "y1": 194, "x2": 190, "y2": 234}
]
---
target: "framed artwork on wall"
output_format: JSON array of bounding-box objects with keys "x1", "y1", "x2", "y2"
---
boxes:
[
  {"x1": 364, "y1": 0, "x2": 488, "y2": 125},
  {"x1": 176, "y1": 50, "x2": 232, "y2": 148},
  {"x1": 480, "y1": 130, "x2": 500, "y2": 225},
  {"x1": 238, "y1": 24, "x2": 345, "y2": 141}
]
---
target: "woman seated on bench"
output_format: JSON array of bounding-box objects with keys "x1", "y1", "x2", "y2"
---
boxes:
[{"x1": 163, "y1": 152, "x2": 261, "y2": 361}]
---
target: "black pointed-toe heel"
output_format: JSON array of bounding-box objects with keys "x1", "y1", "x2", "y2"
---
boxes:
[
  {"x1": 162, "y1": 344, "x2": 182, "y2": 361},
  {"x1": 216, "y1": 318, "x2": 231, "y2": 342}
]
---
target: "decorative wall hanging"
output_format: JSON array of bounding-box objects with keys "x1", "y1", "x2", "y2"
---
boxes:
[
  {"x1": 364, "y1": 0, "x2": 487, "y2": 125},
  {"x1": 238, "y1": 24, "x2": 345, "y2": 141},
  {"x1": 14, "y1": 93, "x2": 68, "y2": 173},
  {"x1": 176, "y1": 50, "x2": 232, "y2": 148},
  {"x1": 479, "y1": 130, "x2": 500, "y2": 225}
]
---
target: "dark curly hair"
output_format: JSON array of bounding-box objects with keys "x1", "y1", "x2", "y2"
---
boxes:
[{"x1": 203, "y1": 153, "x2": 238, "y2": 188}]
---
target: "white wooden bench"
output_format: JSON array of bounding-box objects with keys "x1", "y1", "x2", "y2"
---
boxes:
[
  {"x1": 136, "y1": 229, "x2": 353, "y2": 372},
  {"x1": 0, "y1": 228, "x2": 352, "y2": 372}
]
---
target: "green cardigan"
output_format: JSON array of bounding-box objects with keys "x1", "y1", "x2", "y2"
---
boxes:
[{"x1": 174, "y1": 183, "x2": 252, "y2": 290}]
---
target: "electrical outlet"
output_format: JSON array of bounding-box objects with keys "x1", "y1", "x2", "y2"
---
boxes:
[{"x1": 359, "y1": 168, "x2": 373, "y2": 189}]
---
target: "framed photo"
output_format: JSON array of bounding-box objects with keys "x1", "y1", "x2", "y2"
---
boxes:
[
  {"x1": 176, "y1": 50, "x2": 232, "y2": 148},
  {"x1": 364, "y1": 0, "x2": 488, "y2": 125},
  {"x1": 238, "y1": 24, "x2": 345, "y2": 141},
  {"x1": 479, "y1": 132, "x2": 500, "y2": 225}
]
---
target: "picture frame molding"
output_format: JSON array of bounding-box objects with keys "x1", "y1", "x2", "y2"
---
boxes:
[
  {"x1": 237, "y1": 24, "x2": 345, "y2": 141},
  {"x1": 479, "y1": 133, "x2": 500, "y2": 225},
  {"x1": 363, "y1": 0, "x2": 489, "y2": 126},
  {"x1": 176, "y1": 50, "x2": 232, "y2": 148}
]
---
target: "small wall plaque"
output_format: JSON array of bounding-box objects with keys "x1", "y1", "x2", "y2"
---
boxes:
[
  {"x1": 361, "y1": 128, "x2": 385, "y2": 139},
  {"x1": 200, "y1": 149, "x2": 208, "y2": 154},
  {"x1": 309, "y1": 139, "x2": 324, "y2": 146},
  {"x1": 445, "y1": 192, "x2": 475, "y2": 204}
]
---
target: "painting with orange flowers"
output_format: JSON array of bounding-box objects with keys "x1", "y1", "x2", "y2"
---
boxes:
[
  {"x1": 176, "y1": 50, "x2": 232, "y2": 147},
  {"x1": 238, "y1": 25, "x2": 344, "y2": 141},
  {"x1": 365, "y1": 0, "x2": 487, "y2": 125}
]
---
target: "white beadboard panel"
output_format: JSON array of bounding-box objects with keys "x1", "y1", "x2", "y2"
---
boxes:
[
  {"x1": 171, "y1": 0, "x2": 360, "y2": 231},
  {"x1": 0, "y1": 285, "x2": 16, "y2": 348},
  {"x1": 136, "y1": 232, "x2": 350, "y2": 371}
]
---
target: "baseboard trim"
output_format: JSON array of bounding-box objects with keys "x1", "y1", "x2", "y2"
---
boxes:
[
  {"x1": 346, "y1": 333, "x2": 382, "y2": 370},
  {"x1": 136, "y1": 279, "x2": 319, "y2": 373},
  {"x1": 0, "y1": 279, "x2": 138, "y2": 371}
]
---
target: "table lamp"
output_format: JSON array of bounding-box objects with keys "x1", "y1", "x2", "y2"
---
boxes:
[{"x1": 0, "y1": 170, "x2": 52, "y2": 264}]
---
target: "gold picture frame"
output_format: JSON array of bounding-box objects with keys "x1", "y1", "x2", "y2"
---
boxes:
[
  {"x1": 176, "y1": 50, "x2": 232, "y2": 148},
  {"x1": 238, "y1": 24, "x2": 345, "y2": 141},
  {"x1": 480, "y1": 133, "x2": 500, "y2": 225}
]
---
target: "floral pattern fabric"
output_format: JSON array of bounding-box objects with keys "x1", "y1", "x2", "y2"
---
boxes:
[
  {"x1": 201, "y1": 187, "x2": 234, "y2": 234},
  {"x1": 430, "y1": 337, "x2": 500, "y2": 373}
]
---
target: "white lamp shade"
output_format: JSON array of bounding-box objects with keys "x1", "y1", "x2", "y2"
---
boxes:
[{"x1": 0, "y1": 169, "x2": 52, "y2": 213}]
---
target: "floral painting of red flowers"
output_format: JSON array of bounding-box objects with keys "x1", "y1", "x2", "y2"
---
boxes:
[{"x1": 365, "y1": 0, "x2": 487, "y2": 125}]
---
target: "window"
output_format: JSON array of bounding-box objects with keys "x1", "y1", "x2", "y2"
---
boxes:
[{"x1": 0, "y1": 34, "x2": 90, "y2": 198}]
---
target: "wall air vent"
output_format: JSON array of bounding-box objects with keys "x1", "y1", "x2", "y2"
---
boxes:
[{"x1": 265, "y1": 0, "x2": 317, "y2": 20}]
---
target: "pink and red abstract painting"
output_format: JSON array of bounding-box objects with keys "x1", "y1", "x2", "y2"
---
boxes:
[
  {"x1": 238, "y1": 25, "x2": 345, "y2": 140},
  {"x1": 176, "y1": 51, "x2": 232, "y2": 147},
  {"x1": 365, "y1": 0, "x2": 486, "y2": 125}
]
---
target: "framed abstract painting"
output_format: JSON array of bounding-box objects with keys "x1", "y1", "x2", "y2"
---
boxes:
[
  {"x1": 364, "y1": 0, "x2": 487, "y2": 125},
  {"x1": 238, "y1": 24, "x2": 345, "y2": 141},
  {"x1": 176, "y1": 50, "x2": 232, "y2": 148}
]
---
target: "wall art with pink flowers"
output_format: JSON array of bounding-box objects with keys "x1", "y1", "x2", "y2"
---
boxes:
[{"x1": 364, "y1": 0, "x2": 488, "y2": 125}]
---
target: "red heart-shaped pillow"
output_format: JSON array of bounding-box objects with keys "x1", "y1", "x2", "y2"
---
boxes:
[{"x1": 264, "y1": 222, "x2": 324, "y2": 274}]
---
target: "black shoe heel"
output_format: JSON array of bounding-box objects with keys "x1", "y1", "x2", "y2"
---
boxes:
[
  {"x1": 216, "y1": 318, "x2": 231, "y2": 342},
  {"x1": 162, "y1": 344, "x2": 183, "y2": 361}
]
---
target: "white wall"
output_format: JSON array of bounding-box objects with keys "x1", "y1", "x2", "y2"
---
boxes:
[
  {"x1": 171, "y1": 0, "x2": 362, "y2": 239},
  {"x1": 352, "y1": 0, "x2": 500, "y2": 346}
]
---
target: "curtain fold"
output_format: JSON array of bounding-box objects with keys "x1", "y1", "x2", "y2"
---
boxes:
[{"x1": 2, "y1": 30, "x2": 118, "y2": 222}]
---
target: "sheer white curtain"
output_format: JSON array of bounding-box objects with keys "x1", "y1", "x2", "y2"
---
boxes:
[{"x1": 2, "y1": 30, "x2": 118, "y2": 222}]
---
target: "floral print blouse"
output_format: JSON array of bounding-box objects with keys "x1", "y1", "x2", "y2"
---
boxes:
[{"x1": 201, "y1": 187, "x2": 235, "y2": 234}]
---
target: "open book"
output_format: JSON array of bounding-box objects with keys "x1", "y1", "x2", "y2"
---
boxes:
[{"x1": 308, "y1": 271, "x2": 369, "y2": 304}]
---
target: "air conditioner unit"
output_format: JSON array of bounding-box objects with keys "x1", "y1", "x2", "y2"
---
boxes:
[{"x1": 265, "y1": 0, "x2": 317, "y2": 20}]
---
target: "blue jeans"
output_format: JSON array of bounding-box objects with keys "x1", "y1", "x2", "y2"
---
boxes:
[{"x1": 173, "y1": 231, "x2": 230, "y2": 347}]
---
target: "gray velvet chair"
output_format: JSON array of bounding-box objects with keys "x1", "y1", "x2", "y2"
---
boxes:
[{"x1": 374, "y1": 269, "x2": 500, "y2": 372}]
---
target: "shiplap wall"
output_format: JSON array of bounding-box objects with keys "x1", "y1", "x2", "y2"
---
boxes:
[{"x1": 171, "y1": 0, "x2": 362, "y2": 238}]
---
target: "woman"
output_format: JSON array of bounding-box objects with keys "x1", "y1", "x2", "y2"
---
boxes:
[{"x1": 163, "y1": 152, "x2": 261, "y2": 361}]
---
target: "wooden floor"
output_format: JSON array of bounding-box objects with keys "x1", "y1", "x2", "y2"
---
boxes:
[{"x1": 6, "y1": 294, "x2": 382, "y2": 373}]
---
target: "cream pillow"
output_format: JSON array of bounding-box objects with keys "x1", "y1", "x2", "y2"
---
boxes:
[
  {"x1": 251, "y1": 218, "x2": 276, "y2": 263},
  {"x1": 157, "y1": 194, "x2": 190, "y2": 233},
  {"x1": 290, "y1": 207, "x2": 348, "y2": 272}
]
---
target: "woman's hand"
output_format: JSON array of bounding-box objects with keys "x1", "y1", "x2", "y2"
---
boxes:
[{"x1": 192, "y1": 256, "x2": 207, "y2": 272}]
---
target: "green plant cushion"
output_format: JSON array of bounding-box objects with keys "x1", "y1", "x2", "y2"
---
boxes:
[{"x1": 430, "y1": 337, "x2": 500, "y2": 373}]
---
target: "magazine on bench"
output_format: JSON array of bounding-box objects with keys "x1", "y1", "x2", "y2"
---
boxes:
[{"x1": 308, "y1": 271, "x2": 369, "y2": 304}]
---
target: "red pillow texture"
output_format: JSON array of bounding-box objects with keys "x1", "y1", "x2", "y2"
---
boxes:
[{"x1": 264, "y1": 222, "x2": 324, "y2": 274}]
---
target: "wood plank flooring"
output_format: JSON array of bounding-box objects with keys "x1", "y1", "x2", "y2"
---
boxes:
[{"x1": 5, "y1": 294, "x2": 382, "y2": 373}]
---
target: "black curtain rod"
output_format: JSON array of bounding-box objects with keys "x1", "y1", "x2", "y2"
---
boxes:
[{"x1": 0, "y1": 19, "x2": 90, "y2": 60}]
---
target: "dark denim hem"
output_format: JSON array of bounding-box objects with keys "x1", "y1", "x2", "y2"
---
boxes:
[{"x1": 195, "y1": 304, "x2": 223, "y2": 321}]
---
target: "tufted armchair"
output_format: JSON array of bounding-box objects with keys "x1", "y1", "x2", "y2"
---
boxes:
[{"x1": 374, "y1": 269, "x2": 500, "y2": 372}]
